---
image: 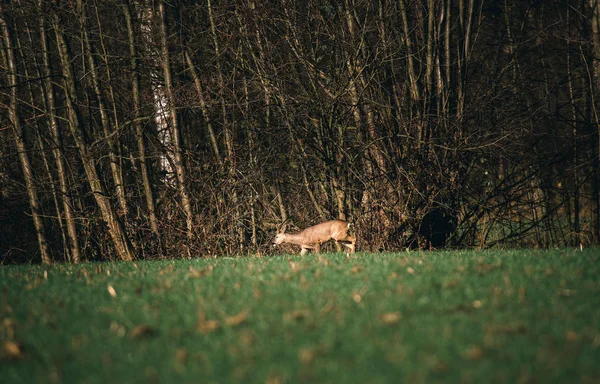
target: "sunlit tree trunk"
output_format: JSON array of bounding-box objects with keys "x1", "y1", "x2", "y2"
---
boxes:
[{"x1": 1, "y1": 9, "x2": 52, "y2": 264}]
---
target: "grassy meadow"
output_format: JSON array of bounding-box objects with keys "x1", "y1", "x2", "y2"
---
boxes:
[{"x1": 1, "y1": 249, "x2": 599, "y2": 383}]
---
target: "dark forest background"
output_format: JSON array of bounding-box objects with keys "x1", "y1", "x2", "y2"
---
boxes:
[{"x1": 1, "y1": 0, "x2": 599, "y2": 263}]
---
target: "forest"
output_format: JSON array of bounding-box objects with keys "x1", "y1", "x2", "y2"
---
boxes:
[{"x1": 1, "y1": 0, "x2": 599, "y2": 263}]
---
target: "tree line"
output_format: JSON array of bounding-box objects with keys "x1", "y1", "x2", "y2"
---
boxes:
[{"x1": 1, "y1": 0, "x2": 599, "y2": 263}]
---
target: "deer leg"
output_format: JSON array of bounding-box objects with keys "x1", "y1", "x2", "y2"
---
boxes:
[
  {"x1": 300, "y1": 248, "x2": 309, "y2": 256},
  {"x1": 337, "y1": 235, "x2": 356, "y2": 254},
  {"x1": 342, "y1": 242, "x2": 355, "y2": 254},
  {"x1": 314, "y1": 243, "x2": 321, "y2": 254}
]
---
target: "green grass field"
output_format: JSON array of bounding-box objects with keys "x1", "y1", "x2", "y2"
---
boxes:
[{"x1": 1, "y1": 249, "x2": 599, "y2": 383}]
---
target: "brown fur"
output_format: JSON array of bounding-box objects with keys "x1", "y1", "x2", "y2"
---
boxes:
[{"x1": 274, "y1": 220, "x2": 356, "y2": 255}]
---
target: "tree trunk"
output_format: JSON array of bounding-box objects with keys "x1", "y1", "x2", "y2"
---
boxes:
[
  {"x1": 158, "y1": 1, "x2": 194, "y2": 245},
  {"x1": 53, "y1": 10, "x2": 134, "y2": 261},
  {"x1": 1, "y1": 9, "x2": 52, "y2": 264},
  {"x1": 78, "y1": 0, "x2": 128, "y2": 218},
  {"x1": 124, "y1": 1, "x2": 160, "y2": 237},
  {"x1": 38, "y1": 7, "x2": 81, "y2": 263},
  {"x1": 208, "y1": 0, "x2": 243, "y2": 248},
  {"x1": 184, "y1": 50, "x2": 222, "y2": 165},
  {"x1": 588, "y1": 0, "x2": 600, "y2": 243}
]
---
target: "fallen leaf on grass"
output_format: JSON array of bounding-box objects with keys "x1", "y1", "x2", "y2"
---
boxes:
[
  {"x1": 130, "y1": 325, "x2": 158, "y2": 340},
  {"x1": 224, "y1": 310, "x2": 250, "y2": 327},
  {"x1": 466, "y1": 346, "x2": 484, "y2": 360},
  {"x1": 299, "y1": 348, "x2": 315, "y2": 364},
  {"x1": 189, "y1": 265, "x2": 213, "y2": 278},
  {"x1": 110, "y1": 322, "x2": 126, "y2": 337},
  {"x1": 284, "y1": 310, "x2": 309, "y2": 322},
  {"x1": 406, "y1": 267, "x2": 415, "y2": 275},
  {"x1": 197, "y1": 311, "x2": 221, "y2": 333},
  {"x1": 3, "y1": 318, "x2": 15, "y2": 340},
  {"x1": 443, "y1": 279, "x2": 459, "y2": 288},
  {"x1": 566, "y1": 330, "x2": 578, "y2": 342},
  {"x1": 175, "y1": 348, "x2": 188, "y2": 364},
  {"x1": 351, "y1": 265, "x2": 364, "y2": 274},
  {"x1": 2, "y1": 341, "x2": 24, "y2": 360},
  {"x1": 298, "y1": 345, "x2": 329, "y2": 365},
  {"x1": 159, "y1": 264, "x2": 174, "y2": 275},
  {"x1": 475, "y1": 263, "x2": 499, "y2": 273},
  {"x1": 107, "y1": 284, "x2": 117, "y2": 297},
  {"x1": 558, "y1": 289, "x2": 576, "y2": 297},
  {"x1": 380, "y1": 312, "x2": 402, "y2": 325},
  {"x1": 319, "y1": 301, "x2": 336, "y2": 317},
  {"x1": 288, "y1": 260, "x2": 301, "y2": 273},
  {"x1": 265, "y1": 373, "x2": 284, "y2": 384},
  {"x1": 198, "y1": 319, "x2": 220, "y2": 333},
  {"x1": 593, "y1": 334, "x2": 600, "y2": 348}
]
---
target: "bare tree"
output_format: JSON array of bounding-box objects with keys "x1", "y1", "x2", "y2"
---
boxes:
[
  {"x1": 1, "y1": 7, "x2": 52, "y2": 264},
  {"x1": 52, "y1": 6, "x2": 134, "y2": 261}
]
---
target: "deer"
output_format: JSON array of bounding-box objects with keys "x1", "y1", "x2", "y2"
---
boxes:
[{"x1": 273, "y1": 219, "x2": 356, "y2": 255}]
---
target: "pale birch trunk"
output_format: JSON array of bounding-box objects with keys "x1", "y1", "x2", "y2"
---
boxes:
[{"x1": 158, "y1": 1, "x2": 194, "y2": 243}]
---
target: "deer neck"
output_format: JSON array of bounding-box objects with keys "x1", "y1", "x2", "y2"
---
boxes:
[{"x1": 283, "y1": 232, "x2": 307, "y2": 246}]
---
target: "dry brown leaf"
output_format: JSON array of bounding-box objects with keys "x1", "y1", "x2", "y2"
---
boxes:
[
  {"x1": 189, "y1": 265, "x2": 213, "y2": 278},
  {"x1": 566, "y1": 330, "x2": 578, "y2": 342},
  {"x1": 130, "y1": 325, "x2": 158, "y2": 340},
  {"x1": 224, "y1": 310, "x2": 249, "y2": 327},
  {"x1": 380, "y1": 312, "x2": 402, "y2": 325},
  {"x1": 299, "y1": 345, "x2": 329, "y2": 365},
  {"x1": 466, "y1": 346, "x2": 484, "y2": 360},
  {"x1": 558, "y1": 289, "x2": 576, "y2": 297},
  {"x1": 175, "y1": 348, "x2": 188, "y2": 364},
  {"x1": 107, "y1": 284, "x2": 117, "y2": 298},
  {"x1": 518, "y1": 286, "x2": 527, "y2": 303},
  {"x1": 475, "y1": 263, "x2": 498, "y2": 273},
  {"x1": 159, "y1": 264, "x2": 174, "y2": 275},
  {"x1": 197, "y1": 311, "x2": 221, "y2": 333},
  {"x1": 284, "y1": 310, "x2": 309, "y2": 322},
  {"x1": 406, "y1": 267, "x2": 415, "y2": 275},
  {"x1": 299, "y1": 348, "x2": 315, "y2": 364},
  {"x1": 2, "y1": 341, "x2": 23, "y2": 360},
  {"x1": 265, "y1": 373, "x2": 284, "y2": 384},
  {"x1": 198, "y1": 319, "x2": 220, "y2": 333},
  {"x1": 3, "y1": 318, "x2": 15, "y2": 340},
  {"x1": 288, "y1": 260, "x2": 300, "y2": 273},
  {"x1": 319, "y1": 301, "x2": 336, "y2": 317},
  {"x1": 592, "y1": 334, "x2": 600, "y2": 348},
  {"x1": 352, "y1": 265, "x2": 364, "y2": 274}
]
